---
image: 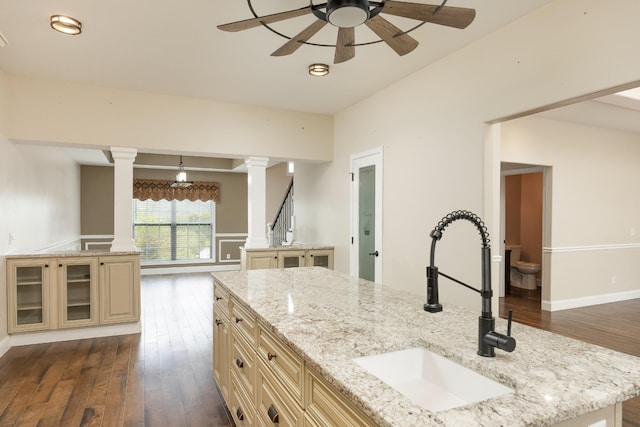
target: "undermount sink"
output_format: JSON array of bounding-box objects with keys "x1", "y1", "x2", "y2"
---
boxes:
[{"x1": 352, "y1": 348, "x2": 514, "y2": 412}]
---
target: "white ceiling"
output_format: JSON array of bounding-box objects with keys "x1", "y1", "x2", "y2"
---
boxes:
[{"x1": 0, "y1": 0, "x2": 555, "y2": 115}]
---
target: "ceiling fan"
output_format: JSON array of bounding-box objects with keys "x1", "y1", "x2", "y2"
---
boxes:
[{"x1": 218, "y1": 0, "x2": 476, "y2": 64}]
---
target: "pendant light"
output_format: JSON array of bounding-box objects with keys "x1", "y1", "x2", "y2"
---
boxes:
[{"x1": 171, "y1": 156, "x2": 194, "y2": 188}]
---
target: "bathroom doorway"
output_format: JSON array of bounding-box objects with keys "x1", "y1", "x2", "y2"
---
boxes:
[{"x1": 501, "y1": 164, "x2": 549, "y2": 311}]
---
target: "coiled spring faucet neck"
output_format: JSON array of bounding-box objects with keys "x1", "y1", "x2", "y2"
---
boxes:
[{"x1": 425, "y1": 210, "x2": 515, "y2": 358}]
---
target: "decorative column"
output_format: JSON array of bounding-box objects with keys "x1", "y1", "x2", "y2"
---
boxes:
[
  {"x1": 110, "y1": 147, "x2": 138, "y2": 252},
  {"x1": 245, "y1": 157, "x2": 269, "y2": 248}
]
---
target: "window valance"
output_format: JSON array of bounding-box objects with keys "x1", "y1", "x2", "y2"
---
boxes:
[{"x1": 133, "y1": 179, "x2": 219, "y2": 202}]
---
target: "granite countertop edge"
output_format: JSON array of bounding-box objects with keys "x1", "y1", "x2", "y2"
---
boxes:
[{"x1": 6, "y1": 250, "x2": 141, "y2": 258}]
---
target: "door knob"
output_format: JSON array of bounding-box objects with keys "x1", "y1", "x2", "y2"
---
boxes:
[{"x1": 369, "y1": 251, "x2": 379, "y2": 257}]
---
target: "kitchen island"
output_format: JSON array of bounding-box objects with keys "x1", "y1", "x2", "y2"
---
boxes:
[{"x1": 212, "y1": 267, "x2": 640, "y2": 426}]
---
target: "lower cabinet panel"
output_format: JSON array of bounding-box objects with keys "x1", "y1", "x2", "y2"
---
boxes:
[
  {"x1": 230, "y1": 372, "x2": 256, "y2": 426},
  {"x1": 256, "y1": 358, "x2": 304, "y2": 427},
  {"x1": 305, "y1": 368, "x2": 374, "y2": 427}
]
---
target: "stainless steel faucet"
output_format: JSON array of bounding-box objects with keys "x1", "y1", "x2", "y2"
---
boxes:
[{"x1": 424, "y1": 210, "x2": 516, "y2": 357}]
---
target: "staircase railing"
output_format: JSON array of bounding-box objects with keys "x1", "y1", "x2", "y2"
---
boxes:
[{"x1": 270, "y1": 178, "x2": 294, "y2": 246}]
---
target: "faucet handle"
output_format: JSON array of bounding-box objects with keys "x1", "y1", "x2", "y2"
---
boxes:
[{"x1": 483, "y1": 311, "x2": 516, "y2": 353}]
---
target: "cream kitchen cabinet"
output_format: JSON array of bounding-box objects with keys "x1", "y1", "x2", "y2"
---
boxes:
[
  {"x1": 241, "y1": 246, "x2": 334, "y2": 271},
  {"x1": 213, "y1": 289, "x2": 231, "y2": 402},
  {"x1": 212, "y1": 279, "x2": 374, "y2": 427},
  {"x1": 6, "y1": 252, "x2": 140, "y2": 334},
  {"x1": 58, "y1": 257, "x2": 99, "y2": 328},
  {"x1": 98, "y1": 255, "x2": 140, "y2": 324},
  {"x1": 6, "y1": 257, "x2": 54, "y2": 333}
]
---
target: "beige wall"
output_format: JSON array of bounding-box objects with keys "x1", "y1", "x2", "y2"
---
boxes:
[
  {"x1": 295, "y1": 0, "x2": 640, "y2": 311},
  {"x1": 266, "y1": 162, "x2": 292, "y2": 225},
  {"x1": 81, "y1": 166, "x2": 114, "y2": 235},
  {"x1": 2, "y1": 0, "x2": 640, "y2": 317},
  {"x1": 502, "y1": 115, "x2": 640, "y2": 306},
  {"x1": 80, "y1": 165, "x2": 249, "y2": 264},
  {"x1": 505, "y1": 175, "x2": 522, "y2": 246},
  {"x1": 505, "y1": 173, "x2": 543, "y2": 267},
  {"x1": 0, "y1": 70, "x2": 82, "y2": 344},
  {"x1": 6, "y1": 76, "x2": 333, "y2": 162}
]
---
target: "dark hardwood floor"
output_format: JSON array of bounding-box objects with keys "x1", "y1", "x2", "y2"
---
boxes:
[
  {"x1": 0, "y1": 274, "x2": 638, "y2": 426},
  {"x1": 501, "y1": 287, "x2": 640, "y2": 427},
  {"x1": 0, "y1": 273, "x2": 233, "y2": 427}
]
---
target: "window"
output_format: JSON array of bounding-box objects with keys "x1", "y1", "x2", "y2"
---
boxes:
[{"x1": 133, "y1": 199, "x2": 214, "y2": 262}]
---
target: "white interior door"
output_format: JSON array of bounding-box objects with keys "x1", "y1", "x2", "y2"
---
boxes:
[{"x1": 350, "y1": 148, "x2": 383, "y2": 282}]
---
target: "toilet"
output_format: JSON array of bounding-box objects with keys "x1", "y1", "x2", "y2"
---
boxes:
[{"x1": 505, "y1": 245, "x2": 541, "y2": 290}]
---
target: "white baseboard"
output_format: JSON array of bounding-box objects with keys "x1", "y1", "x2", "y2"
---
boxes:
[
  {"x1": 0, "y1": 335, "x2": 11, "y2": 359},
  {"x1": 141, "y1": 264, "x2": 240, "y2": 276},
  {"x1": 542, "y1": 289, "x2": 640, "y2": 312},
  {"x1": 8, "y1": 322, "x2": 141, "y2": 347}
]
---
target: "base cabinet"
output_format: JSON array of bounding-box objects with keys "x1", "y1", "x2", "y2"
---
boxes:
[
  {"x1": 241, "y1": 248, "x2": 334, "y2": 271},
  {"x1": 99, "y1": 256, "x2": 140, "y2": 324},
  {"x1": 6, "y1": 253, "x2": 140, "y2": 334},
  {"x1": 213, "y1": 280, "x2": 374, "y2": 427}
]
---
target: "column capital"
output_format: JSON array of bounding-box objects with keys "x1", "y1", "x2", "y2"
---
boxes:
[
  {"x1": 110, "y1": 147, "x2": 138, "y2": 161},
  {"x1": 245, "y1": 157, "x2": 269, "y2": 169}
]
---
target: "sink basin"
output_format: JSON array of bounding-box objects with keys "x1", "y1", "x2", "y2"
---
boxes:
[{"x1": 352, "y1": 347, "x2": 514, "y2": 412}]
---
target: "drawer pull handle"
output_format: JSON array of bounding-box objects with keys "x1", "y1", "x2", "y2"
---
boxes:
[
  {"x1": 235, "y1": 317, "x2": 243, "y2": 323},
  {"x1": 215, "y1": 296, "x2": 222, "y2": 301},
  {"x1": 215, "y1": 319, "x2": 223, "y2": 326},
  {"x1": 236, "y1": 406, "x2": 244, "y2": 421},
  {"x1": 235, "y1": 356, "x2": 244, "y2": 368},
  {"x1": 267, "y1": 352, "x2": 277, "y2": 361},
  {"x1": 267, "y1": 404, "x2": 279, "y2": 423}
]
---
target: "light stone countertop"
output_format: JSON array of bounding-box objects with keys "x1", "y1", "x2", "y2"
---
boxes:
[
  {"x1": 240, "y1": 244, "x2": 334, "y2": 252},
  {"x1": 6, "y1": 250, "x2": 140, "y2": 259},
  {"x1": 212, "y1": 267, "x2": 640, "y2": 427}
]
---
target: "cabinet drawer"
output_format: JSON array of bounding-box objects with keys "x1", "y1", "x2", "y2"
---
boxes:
[
  {"x1": 230, "y1": 372, "x2": 256, "y2": 427},
  {"x1": 231, "y1": 299, "x2": 257, "y2": 346},
  {"x1": 305, "y1": 367, "x2": 375, "y2": 427},
  {"x1": 213, "y1": 282, "x2": 230, "y2": 318},
  {"x1": 231, "y1": 327, "x2": 257, "y2": 399},
  {"x1": 258, "y1": 324, "x2": 304, "y2": 405},
  {"x1": 256, "y1": 358, "x2": 304, "y2": 427}
]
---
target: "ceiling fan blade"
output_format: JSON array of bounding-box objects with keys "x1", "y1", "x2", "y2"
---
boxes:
[
  {"x1": 364, "y1": 15, "x2": 418, "y2": 56},
  {"x1": 383, "y1": 1, "x2": 475, "y2": 29},
  {"x1": 218, "y1": 6, "x2": 314, "y2": 32},
  {"x1": 334, "y1": 27, "x2": 356, "y2": 64},
  {"x1": 272, "y1": 20, "x2": 328, "y2": 56}
]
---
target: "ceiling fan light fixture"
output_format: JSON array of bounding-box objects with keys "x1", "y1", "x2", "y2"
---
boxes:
[
  {"x1": 308, "y1": 63, "x2": 330, "y2": 77},
  {"x1": 326, "y1": 0, "x2": 370, "y2": 28},
  {"x1": 50, "y1": 15, "x2": 82, "y2": 35}
]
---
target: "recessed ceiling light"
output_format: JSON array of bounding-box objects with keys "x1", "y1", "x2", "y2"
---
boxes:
[
  {"x1": 50, "y1": 15, "x2": 82, "y2": 35},
  {"x1": 308, "y1": 63, "x2": 329, "y2": 77}
]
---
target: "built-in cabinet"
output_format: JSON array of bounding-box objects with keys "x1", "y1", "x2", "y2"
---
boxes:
[
  {"x1": 7, "y1": 252, "x2": 140, "y2": 334},
  {"x1": 241, "y1": 247, "x2": 334, "y2": 271},
  {"x1": 213, "y1": 280, "x2": 374, "y2": 427}
]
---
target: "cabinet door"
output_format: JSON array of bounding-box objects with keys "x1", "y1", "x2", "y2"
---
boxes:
[
  {"x1": 305, "y1": 250, "x2": 334, "y2": 269},
  {"x1": 99, "y1": 255, "x2": 141, "y2": 324},
  {"x1": 247, "y1": 252, "x2": 279, "y2": 270},
  {"x1": 58, "y1": 257, "x2": 99, "y2": 328},
  {"x1": 7, "y1": 258, "x2": 53, "y2": 333},
  {"x1": 214, "y1": 309, "x2": 231, "y2": 402},
  {"x1": 278, "y1": 251, "x2": 306, "y2": 269}
]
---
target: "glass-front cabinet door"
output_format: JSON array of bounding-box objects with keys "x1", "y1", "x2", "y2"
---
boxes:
[
  {"x1": 306, "y1": 250, "x2": 334, "y2": 269},
  {"x1": 278, "y1": 250, "x2": 306, "y2": 268},
  {"x1": 59, "y1": 258, "x2": 99, "y2": 328},
  {"x1": 7, "y1": 258, "x2": 53, "y2": 333}
]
